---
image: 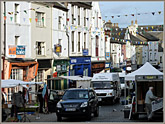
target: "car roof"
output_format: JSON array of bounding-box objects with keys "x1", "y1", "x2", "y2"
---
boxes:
[{"x1": 66, "y1": 88, "x2": 93, "y2": 91}]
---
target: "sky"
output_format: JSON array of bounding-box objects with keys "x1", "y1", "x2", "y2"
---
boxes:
[{"x1": 99, "y1": 1, "x2": 164, "y2": 28}]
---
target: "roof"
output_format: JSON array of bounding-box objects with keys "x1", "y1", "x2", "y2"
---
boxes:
[
  {"x1": 59, "y1": 76, "x2": 92, "y2": 81},
  {"x1": 129, "y1": 34, "x2": 148, "y2": 45},
  {"x1": 91, "y1": 73, "x2": 119, "y2": 82},
  {"x1": 53, "y1": 2, "x2": 68, "y2": 12},
  {"x1": 125, "y1": 62, "x2": 163, "y2": 81},
  {"x1": 69, "y1": 2, "x2": 92, "y2": 9},
  {"x1": 138, "y1": 32, "x2": 159, "y2": 41},
  {"x1": 138, "y1": 25, "x2": 163, "y2": 32}
]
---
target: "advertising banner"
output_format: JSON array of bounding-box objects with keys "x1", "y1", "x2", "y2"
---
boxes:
[{"x1": 8, "y1": 45, "x2": 25, "y2": 58}]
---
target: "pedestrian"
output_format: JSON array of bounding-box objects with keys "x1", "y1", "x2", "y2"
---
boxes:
[
  {"x1": 37, "y1": 85, "x2": 43, "y2": 113},
  {"x1": 11, "y1": 91, "x2": 24, "y2": 118},
  {"x1": 145, "y1": 86, "x2": 158, "y2": 121}
]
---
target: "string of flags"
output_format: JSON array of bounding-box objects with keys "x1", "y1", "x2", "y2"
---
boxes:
[{"x1": 106, "y1": 10, "x2": 163, "y2": 19}]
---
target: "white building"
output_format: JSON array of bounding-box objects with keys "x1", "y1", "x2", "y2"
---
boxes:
[{"x1": 90, "y1": 2, "x2": 105, "y2": 75}]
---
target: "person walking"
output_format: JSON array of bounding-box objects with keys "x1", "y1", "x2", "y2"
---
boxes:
[
  {"x1": 37, "y1": 85, "x2": 43, "y2": 113},
  {"x1": 145, "y1": 87, "x2": 158, "y2": 121}
]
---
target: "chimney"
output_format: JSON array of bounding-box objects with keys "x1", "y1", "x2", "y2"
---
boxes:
[
  {"x1": 131, "y1": 20, "x2": 133, "y2": 25},
  {"x1": 116, "y1": 23, "x2": 118, "y2": 27},
  {"x1": 108, "y1": 20, "x2": 111, "y2": 23},
  {"x1": 135, "y1": 20, "x2": 137, "y2": 24},
  {"x1": 114, "y1": 23, "x2": 116, "y2": 27}
]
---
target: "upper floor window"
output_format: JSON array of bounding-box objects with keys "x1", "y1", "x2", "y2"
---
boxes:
[
  {"x1": 36, "y1": 41, "x2": 45, "y2": 55},
  {"x1": 78, "y1": 32, "x2": 81, "y2": 52},
  {"x1": 15, "y1": 36, "x2": 20, "y2": 45},
  {"x1": 72, "y1": 31, "x2": 74, "y2": 52},
  {"x1": 36, "y1": 12, "x2": 45, "y2": 27},
  {"x1": 84, "y1": 8, "x2": 86, "y2": 26},
  {"x1": 71, "y1": 5, "x2": 74, "y2": 24},
  {"x1": 14, "y1": 3, "x2": 20, "y2": 23},
  {"x1": 78, "y1": 7, "x2": 80, "y2": 25},
  {"x1": 58, "y1": 16, "x2": 62, "y2": 30},
  {"x1": 84, "y1": 33, "x2": 86, "y2": 49}
]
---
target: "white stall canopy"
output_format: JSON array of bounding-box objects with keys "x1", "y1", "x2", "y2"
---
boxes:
[
  {"x1": 1, "y1": 79, "x2": 44, "y2": 88},
  {"x1": 125, "y1": 62, "x2": 163, "y2": 81},
  {"x1": 59, "y1": 76, "x2": 92, "y2": 81}
]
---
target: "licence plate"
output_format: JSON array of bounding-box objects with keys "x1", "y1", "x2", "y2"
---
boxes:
[
  {"x1": 65, "y1": 108, "x2": 76, "y2": 111},
  {"x1": 98, "y1": 98, "x2": 102, "y2": 101}
]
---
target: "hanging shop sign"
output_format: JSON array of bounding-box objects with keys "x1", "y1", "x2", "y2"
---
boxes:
[
  {"x1": 105, "y1": 52, "x2": 110, "y2": 59},
  {"x1": 8, "y1": 45, "x2": 25, "y2": 58},
  {"x1": 54, "y1": 44, "x2": 62, "y2": 53},
  {"x1": 83, "y1": 49, "x2": 88, "y2": 56}
]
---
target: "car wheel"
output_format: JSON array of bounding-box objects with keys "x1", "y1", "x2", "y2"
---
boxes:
[
  {"x1": 57, "y1": 115, "x2": 62, "y2": 121},
  {"x1": 94, "y1": 106, "x2": 99, "y2": 117}
]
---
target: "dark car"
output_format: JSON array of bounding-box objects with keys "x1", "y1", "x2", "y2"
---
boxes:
[
  {"x1": 48, "y1": 90, "x2": 63, "y2": 113},
  {"x1": 56, "y1": 88, "x2": 99, "y2": 121}
]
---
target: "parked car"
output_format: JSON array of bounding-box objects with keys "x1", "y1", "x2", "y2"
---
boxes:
[
  {"x1": 48, "y1": 90, "x2": 63, "y2": 113},
  {"x1": 56, "y1": 88, "x2": 99, "y2": 121}
]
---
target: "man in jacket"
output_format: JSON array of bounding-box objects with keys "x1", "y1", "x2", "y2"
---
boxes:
[{"x1": 145, "y1": 87, "x2": 158, "y2": 121}]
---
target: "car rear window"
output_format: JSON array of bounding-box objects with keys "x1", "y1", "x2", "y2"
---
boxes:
[{"x1": 62, "y1": 90, "x2": 89, "y2": 100}]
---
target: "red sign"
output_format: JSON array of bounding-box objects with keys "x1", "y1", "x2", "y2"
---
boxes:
[{"x1": 53, "y1": 72, "x2": 57, "y2": 77}]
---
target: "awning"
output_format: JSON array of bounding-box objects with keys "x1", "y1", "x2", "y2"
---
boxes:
[
  {"x1": 59, "y1": 76, "x2": 92, "y2": 81},
  {"x1": 1, "y1": 79, "x2": 44, "y2": 88}
]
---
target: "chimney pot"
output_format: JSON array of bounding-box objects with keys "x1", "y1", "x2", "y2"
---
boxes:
[
  {"x1": 131, "y1": 20, "x2": 133, "y2": 25},
  {"x1": 135, "y1": 20, "x2": 137, "y2": 24}
]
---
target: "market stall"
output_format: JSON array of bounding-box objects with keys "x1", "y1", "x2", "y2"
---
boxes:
[
  {"x1": 124, "y1": 62, "x2": 163, "y2": 119},
  {"x1": 1, "y1": 79, "x2": 44, "y2": 122}
]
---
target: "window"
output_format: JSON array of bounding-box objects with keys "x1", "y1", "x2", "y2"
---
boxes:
[
  {"x1": 96, "y1": 12, "x2": 98, "y2": 27},
  {"x1": 150, "y1": 53, "x2": 152, "y2": 61},
  {"x1": 15, "y1": 36, "x2": 20, "y2": 45},
  {"x1": 36, "y1": 42, "x2": 45, "y2": 55},
  {"x1": 36, "y1": 12, "x2": 45, "y2": 27},
  {"x1": 10, "y1": 69, "x2": 23, "y2": 80},
  {"x1": 58, "y1": 16, "x2": 62, "y2": 29},
  {"x1": 14, "y1": 4, "x2": 19, "y2": 23},
  {"x1": 72, "y1": 32, "x2": 74, "y2": 52},
  {"x1": 84, "y1": 33, "x2": 86, "y2": 49},
  {"x1": 96, "y1": 36, "x2": 99, "y2": 56},
  {"x1": 71, "y1": 5, "x2": 74, "y2": 24},
  {"x1": 78, "y1": 7, "x2": 80, "y2": 25},
  {"x1": 78, "y1": 32, "x2": 81, "y2": 52},
  {"x1": 58, "y1": 39, "x2": 62, "y2": 45},
  {"x1": 160, "y1": 56, "x2": 162, "y2": 63},
  {"x1": 35, "y1": 70, "x2": 44, "y2": 82},
  {"x1": 84, "y1": 8, "x2": 86, "y2": 26},
  {"x1": 154, "y1": 53, "x2": 157, "y2": 60}
]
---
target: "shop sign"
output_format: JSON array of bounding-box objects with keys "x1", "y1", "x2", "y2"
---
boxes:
[
  {"x1": 8, "y1": 45, "x2": 25, "y2": 58},
  {"x1": 92, "y1": 63, "x2": 105, "y2": 69},
  {"x1": 56, "y1": 65, "x2": 61, "y2": 71},
  {"x1": 105, "y1": 52, "x2": 110, "y2": 59},
  {"x1": 61, "y1": 65, "x2": 67, "y2": 71},
  {"x1": 54, "y1": 44, "x2": 62, "y2": 53},
  {"x1": 83, "y1": 49, "x2": 88, "y2": 56}
]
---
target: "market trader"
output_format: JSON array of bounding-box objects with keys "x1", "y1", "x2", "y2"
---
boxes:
[{"x1": 145, "y1": 87, "x2": 158, "y2": 121}]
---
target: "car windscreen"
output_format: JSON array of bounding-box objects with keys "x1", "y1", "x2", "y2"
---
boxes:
[
  {"x1": 92, "y1": 82, "x2": 112, "y2": 89},
  {"x1": 62, "y1": 90, "x2": 89, "y2": 100},
  {"x1": 120, "y1": 77, "x2": 124, "y2": 84}
]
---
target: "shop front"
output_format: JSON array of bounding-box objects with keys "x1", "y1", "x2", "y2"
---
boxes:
[
  {"x1": 47, "y1": 59, "x2": 70, "y2": 90},
  {"x1": 91, "y1": 61, "x2": 105, "y2": 77},
  {"x1": 3, "y1": 58, "x2": 38, "y2": 101}
]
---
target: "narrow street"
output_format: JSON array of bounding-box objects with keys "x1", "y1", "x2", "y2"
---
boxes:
[{"x1": 26, "y1": 97, "x2": 163, "y2": 122}]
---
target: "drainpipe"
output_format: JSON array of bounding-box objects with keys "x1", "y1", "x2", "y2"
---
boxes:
[{"x1": 3, "y1": 2, "x2": 6, "y2": 79}]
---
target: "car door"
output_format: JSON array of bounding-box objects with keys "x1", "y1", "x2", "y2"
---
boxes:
[
  {"x1": 89, "y1": 90, "x2": 96, "y2": 112},
  {"x1": 48, "y1": 90, "x2": 60, "y2": 112}
]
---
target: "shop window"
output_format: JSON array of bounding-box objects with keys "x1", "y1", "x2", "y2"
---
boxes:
[
  {"x1": 35, "y1": 70, "x2": 43, "y2": 82},
  {"x1": 36, "y1": 12, "x2": 45, "y2": 27},
  {"x1": 36, "y1": 41, "x2": 45, "y2": 55},
  {"x1": 10, "y1": 69, "x2": 23, "y2": 80}
]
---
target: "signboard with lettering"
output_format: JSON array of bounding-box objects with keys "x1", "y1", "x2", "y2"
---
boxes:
[
  {"x1": 8, "y1": 45, "x2": 25, "y2": 58},
  {"x1": 54, "y1": 44, "x2": 62, "y2": 53},
  {"x1": 83, "y1": 49, "x2": 88, "y2": 56},
  {"x1": 151, "y1": 98, "x2": 163, "y2": 112}
]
